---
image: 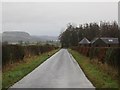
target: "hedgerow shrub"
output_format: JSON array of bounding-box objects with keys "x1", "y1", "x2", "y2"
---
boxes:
[
  {"x1": 2, "y1": 45, "x2": 24, "y2": 65},
  {"x1": 71, "y1": 46, "x2": 120, "y2": 69},
  {"x1": 89, "y1": 47, "x2": 98, "y2": 60},
  {"x1": 97, "y1": 47, "x2": 107, "y2": 63},
  {"x1": 105, "y1": 48, "x2": 120, "y2": 68},
  {"x1": 2, "y1": 44, "x2": 58, "y2": 66}
]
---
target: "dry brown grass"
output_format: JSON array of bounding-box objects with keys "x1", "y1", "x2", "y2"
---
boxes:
[
  {"x1": 2, "y1": 55, "x2": 38, "y2": 72},
  {"x1": 90, "y1": 59, "x2": 119, "y2": 80}
]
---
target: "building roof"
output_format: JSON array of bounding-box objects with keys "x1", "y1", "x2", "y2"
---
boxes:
[
  {"x1": 91, "y1": 37, "x2": 119, "y2": 44},
  {"x1": 79, "y1": 37, "x2": 90, "y2": 44}
]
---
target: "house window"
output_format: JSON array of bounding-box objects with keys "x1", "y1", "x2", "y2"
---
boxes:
[{"x1": 109, "y1": 39, "x2": 113, "y2": 42}]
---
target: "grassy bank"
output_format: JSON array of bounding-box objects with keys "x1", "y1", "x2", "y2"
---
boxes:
[
  {"x1": 69, "y1": 49, "x2": 119, "y2": 88},
  {"x1": 2, "y1": 49, "x2": 59, "y2": 89}
]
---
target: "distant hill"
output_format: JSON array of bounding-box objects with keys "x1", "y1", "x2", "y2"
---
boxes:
[
  {"x1": 32, "y1": 35, "x2": 58, "y2": 41},
  {"x1": 2, "y1": 31, "x2": 58, "y2": 43},
  {"x1": 2, "y1": 31, "x2": 31, "y2": 42},
  {"x1": 3, "y1": 31, "x2": 30, "y2": 37}
]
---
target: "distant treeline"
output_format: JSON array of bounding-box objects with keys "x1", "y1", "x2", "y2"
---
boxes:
[
  {"x1": 59, "y1": 21, "x2": 120, "y2": 47},
  {"x1": 2, "y1": 44, "x2": 58, "y2": 66}
]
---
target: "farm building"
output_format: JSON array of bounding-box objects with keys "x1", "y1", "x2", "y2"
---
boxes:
[
  {"x1": 79, "y1": 37, "x2": 91, "y2": 46},
  {"x1": 91, "y1": 37, "x2": 119, "y2": 47}
]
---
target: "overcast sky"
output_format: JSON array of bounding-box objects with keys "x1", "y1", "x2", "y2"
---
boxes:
[{"x1": 2, "y1": 2, "x2": 118, "y2": 36}]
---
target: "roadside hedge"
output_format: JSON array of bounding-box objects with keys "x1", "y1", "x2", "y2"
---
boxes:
[
  {"x1": 2, "y1": 44, "x2": 58, "y2": 66},
  {"x1": 71, "y1": 46, "x2": 120, "y2": 69},
  {"x1": 2, "y1": 45, "x2": 24, "y2": 65},
  {"x1": 105, "y1": 48, "x2": 120, "y2": 68}
]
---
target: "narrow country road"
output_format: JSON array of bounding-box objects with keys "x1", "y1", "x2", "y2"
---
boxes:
[{"x1": 11, "y1": 49, "x2": 94, "y2": 88}]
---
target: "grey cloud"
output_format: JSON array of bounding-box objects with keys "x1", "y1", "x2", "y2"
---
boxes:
[{"x1": 2, "y1": 2, "x2": 118, "y2": 36}]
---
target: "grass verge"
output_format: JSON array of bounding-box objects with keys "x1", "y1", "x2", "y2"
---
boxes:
[
  {"x1": 2, "y1": 49, "x2": 59, "y2": 89},
  {"x1": 68, "y1": 49, "x2": 119, "y2": 88}
]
